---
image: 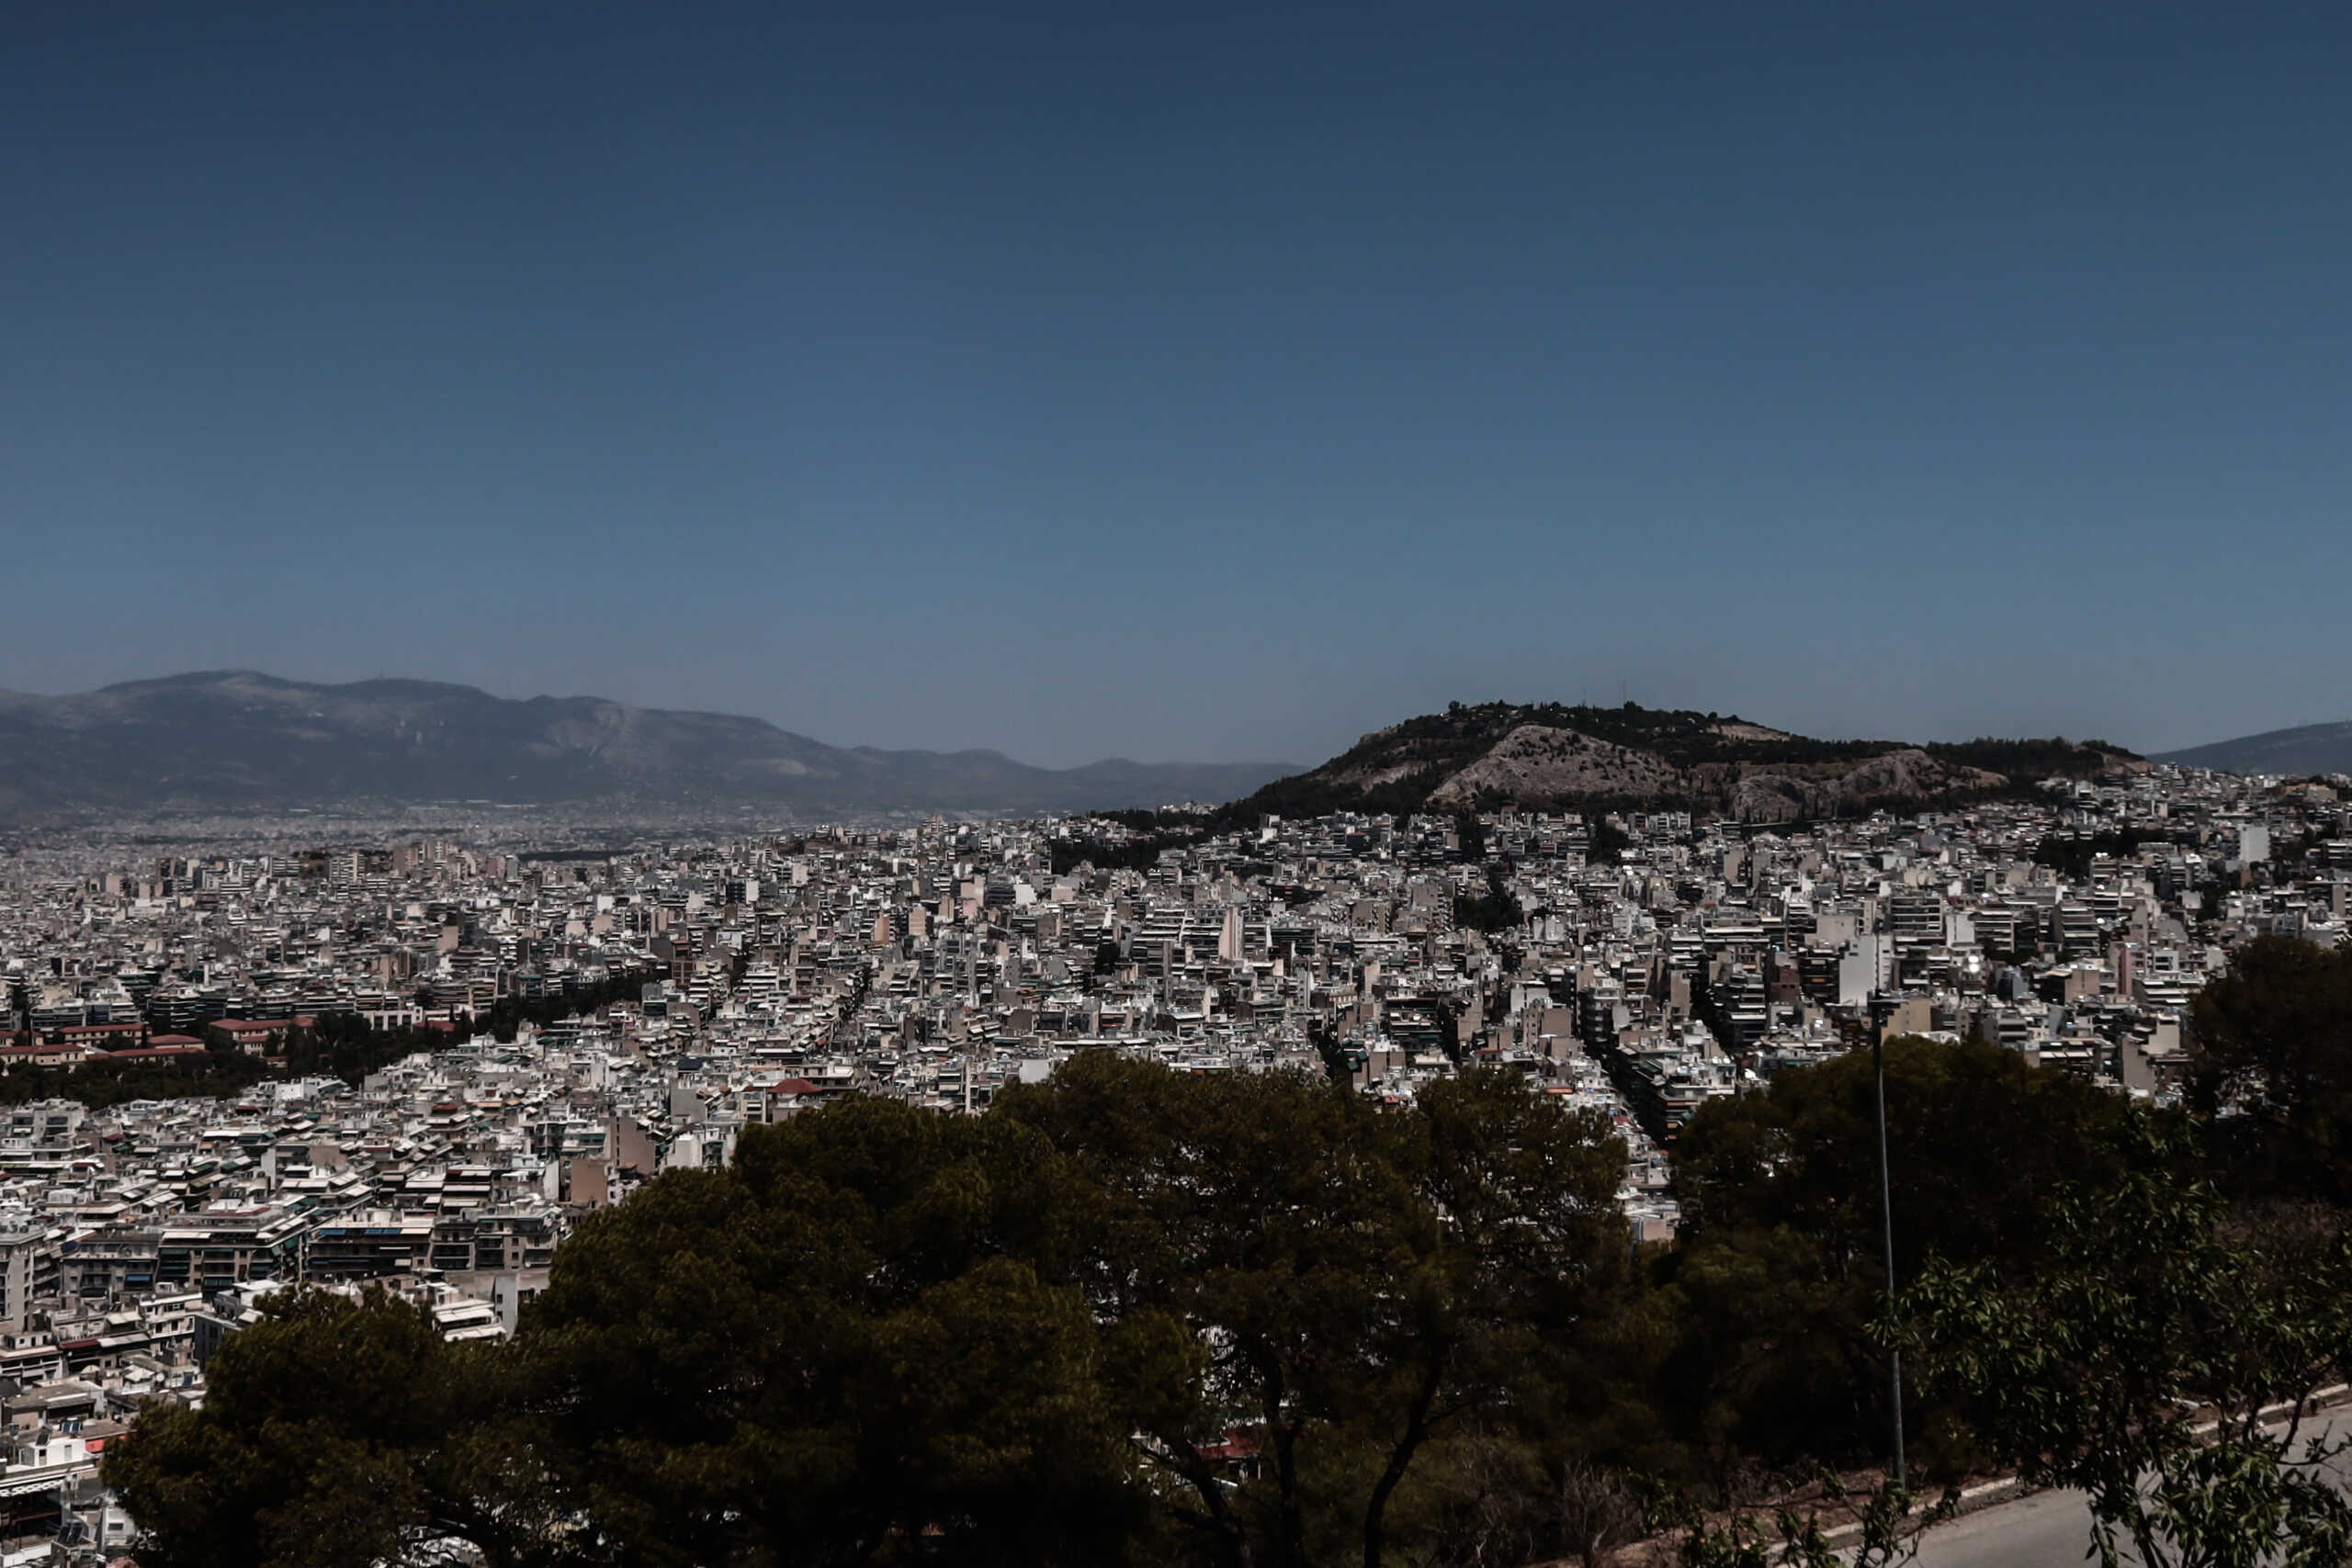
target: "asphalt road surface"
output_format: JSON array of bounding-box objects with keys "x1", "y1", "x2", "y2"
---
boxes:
[
  {"x1": 1912, "y1": 1484, "x2": 2117, "y2": 1568},
  {"x1": 1911, "y1": 1411, "x2": 2352, "y2": 1568}
]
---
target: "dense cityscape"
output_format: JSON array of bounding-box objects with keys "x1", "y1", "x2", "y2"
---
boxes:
[
  {"x1": 0, "y1": 755, "x2": 2341, "y2": 1560},
  {"x1": 20, "y1": 1, "x2": 2352, "y2": 1561}
]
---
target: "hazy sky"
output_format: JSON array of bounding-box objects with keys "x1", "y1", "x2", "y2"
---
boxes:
[{"x1": 7, "y1": 3, "x2": 2349, "y2": 765}]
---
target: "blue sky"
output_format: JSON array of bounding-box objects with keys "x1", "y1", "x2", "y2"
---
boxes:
[{"x1": 6, "y1": 2, "x2": 2348, "y2": 764}]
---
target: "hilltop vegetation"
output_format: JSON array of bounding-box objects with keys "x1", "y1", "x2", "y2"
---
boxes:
[
  {"x1": 1205, "y1": 701, "x2": 2139, "y2": 827},
  {"x1": 1204, "y1": 695, "x2": 2144, "y2": 822}
]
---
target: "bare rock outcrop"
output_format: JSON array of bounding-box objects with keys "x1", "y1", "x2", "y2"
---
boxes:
[{"x1": 1427, "y1": 726, "x2": 1685, "y2": 808}]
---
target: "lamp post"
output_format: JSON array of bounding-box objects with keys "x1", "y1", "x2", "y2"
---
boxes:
[{"x1": 1874, "y1": 1022, "x2": 1906, "y2": 1489}]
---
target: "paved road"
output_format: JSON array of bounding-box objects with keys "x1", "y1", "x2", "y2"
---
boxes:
[
  {"x1": 1912, "y1": 1484, "x2": 2115, "y2": 1568},
  {"x1": 1911, "y1": 1411, "x2": 2350, "y2": 1568}
]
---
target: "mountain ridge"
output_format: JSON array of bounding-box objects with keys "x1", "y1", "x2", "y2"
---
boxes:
[
  {"x1": 2153, "y1": 721, "x2": 2352, "y2": 778},
  {"x1": 0, "y1": 671, "x2": 1298, "y2": 821},
  {"x1": 0, "y1": 676, "x2": 2192, "y2": 826}
]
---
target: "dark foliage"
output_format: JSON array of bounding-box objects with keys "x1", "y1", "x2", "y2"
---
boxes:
[
  {"x1": 996, "y1": 1055, "x2": 1632, "y2": 1568},
  {"x1": 2032, "y1": 827, "x2": 2147, "y2": 880},
  {"x1": 1452, "y1": 863, "x2": 1523, "y2": 934},
  {"x1": 478, "y1": 967, "x2": 662, "y2": 1044},
  {"x1": 1923, "y1": 737, "x2": 2135, "y2": 782},
  {"x1": 104, "y1": 1289, "x2": 553, "y2": 1568},
  {"x1": 9, "y1": 968, "x2": 663, "y2": 1112},
  {"x1": 2189, "y1": 935, "x2": 2352, "y2": 1203},
  {"x1": 1662, "y1": 1039, "x2": 2141, "y2": 1475},
  {"x1": 106, "y1": 950, "x2": 2352, "y2": 1568},
  {"x1": 0, "y1": 1050, "x2": 271, "y2": 1111},
  {"x1": 1587, "y1": 819, "x2": 1632, "y2": 864},
  {"x1": 1899, "y1": 1112, "x2": 2352, "y2": 1568},
  {"x1": 529, "y1": 1097, "x2": 1138, "y2": 1568},
  {"x1": 1049, "y1": 814, "x2": 1213, "y2": 875},
  {"x1": 273, "y1": 1015, "x2": 462, "y2": 1083},
  {"x1": 114, "y1": 1064, "x2": 1634, "y2": 1568}
]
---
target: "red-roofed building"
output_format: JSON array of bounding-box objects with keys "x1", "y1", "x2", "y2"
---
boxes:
[{"x1": 0, "y1": 1041, "x2": 98, "y2": 1071}]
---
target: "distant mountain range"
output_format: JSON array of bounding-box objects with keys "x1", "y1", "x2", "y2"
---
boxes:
[
  {"x1": 2154, "y1": 721, "x2": 2352, "y2": 777},
  {"x1": 0, "y1": 672, "x2": 1299, "y2": 821},
  {"x1": 1206, "y1": 701, "x2": 2145, "y2": 826},
  {"x1": 1, "y1": 676, "x2": 2247, "y2": 828}
]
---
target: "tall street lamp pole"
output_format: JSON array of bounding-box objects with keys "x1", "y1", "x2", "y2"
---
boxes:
[{"x1": 1874, "y1": 1023, "x2": 1906, "y2": 1489}]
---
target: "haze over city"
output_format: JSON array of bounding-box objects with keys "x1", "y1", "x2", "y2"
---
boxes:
[{"x1": 9, "y1": 2, "x2": 2352, "y2": 762}]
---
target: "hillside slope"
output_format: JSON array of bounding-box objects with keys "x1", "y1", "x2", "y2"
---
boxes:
[{"x1": 1220, "y1": 701, "x2": 2142, "y2": 825}]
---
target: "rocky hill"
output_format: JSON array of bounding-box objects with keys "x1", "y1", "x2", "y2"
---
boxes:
[
  {"x1": 2154, "y1": 720, "x2": 2352, "y2": 778},
  {"x1": 0, "y1": 672, "x2": 1298, "y2": 821},
  {"x1": 1219, "y1": 701, "x2": 2143, "y2": 825}
]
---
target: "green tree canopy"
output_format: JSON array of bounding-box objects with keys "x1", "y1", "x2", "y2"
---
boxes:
[
  {"x1": 1673, "y1": 1036, "x2": 2138, "y2": 1277},
  {"x1": 2188, "y1": 935, "x2": 2352, "y2": 1203},
  {"x1": 107, "y1": 1033, "x2": 2341, "y2": 1568},
  {"x1": 103, "y1": 1288, "x2": 552, "y2": 1568},
  {"x1": 527, "y1": 1095, "x2": 1136, "y2": 1568},
  {"x1": 1900, "y1": 1110, "x2": 2352, "y2": 1568},
  {"x1": 1658, "y1": 1038, "x2": 2140, "y2": 1475},
  {"x1": 998, "y1": 1055, "x2": 1628, "y2": 1568}
]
